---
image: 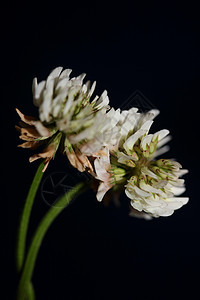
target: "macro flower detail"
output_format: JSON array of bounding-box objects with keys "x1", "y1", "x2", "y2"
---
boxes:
[
  {"x1": 15, "y1": 108, "x2": 58, "y2": 171},
  {"x1": 15, "y1": 66, "x2": 190, "y2": 300},
  {"x1": 94, "y1": 147, "x2": 114, "y2": 201},
  {"x1": 72, "y1": 108, "x2": 121, "y2": 156},
  {"x1": 16, "y1": 66, "x2": 189, "y2": 217},
  {"x1": 93, "y1": 107, "x2": 188, "y2": 218},
  {"x1": 125, "y1": 159, "x2": 188, "y2": 217},
  {"x1": 16, "y1": 67, "x2": 113, "y2": 172}
]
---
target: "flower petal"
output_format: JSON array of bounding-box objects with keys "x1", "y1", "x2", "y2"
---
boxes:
[
  {"x1": 96, "y1": 182, "x2": 112, "y2": 202},
  {"x1": 123, "y1": 129, "x2": 146, "y2": 154},
  {"x1": 152, "y1": 129, "x2": 169, "y2": 142},
  {"x1": 15, "y1": 108, "x2": 37, "y2": 125},
  {"x1": 33, "y1": 121, "x2": 51, "y2": 137}
]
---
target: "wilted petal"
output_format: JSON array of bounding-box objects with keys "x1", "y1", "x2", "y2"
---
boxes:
[
  {"x1": 75, "y1": 149, "x2": 94, "y2": 173},
  {"x1": 16, "y1": 108, "x2": 37, "y2": 125},
  {"x1": 65, "y1": 147, "x2": 85, "y2": 172},
  {"x1": 29, "y1": 143, "x2": 56, "y2": 172},
  {"x1": 18, "y1": 141, "x2": 40, "y2": 149}
]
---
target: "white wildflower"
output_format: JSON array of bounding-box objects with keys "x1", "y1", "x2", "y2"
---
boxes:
[
  {"x1": 94, "y1": 107, "x2": 189, "y2": 218},
  {"x1": 16, "y1": 67, "x2": 111, "y2": 172}
]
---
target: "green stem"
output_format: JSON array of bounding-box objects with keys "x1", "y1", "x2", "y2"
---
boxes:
[
  {"x1": 17, "y1": 182, "x2": 86, "y2": 300},
  {"x1": 16, "y1": 161, "x2": 45, "y2": 273},
  {"x1": 27, "y1": 282, "x2": 35, "y2": 300}
]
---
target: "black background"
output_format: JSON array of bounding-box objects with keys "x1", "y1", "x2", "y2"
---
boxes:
[{"x1": 2, "y1": 1, "x2": 199, "y2": 299}]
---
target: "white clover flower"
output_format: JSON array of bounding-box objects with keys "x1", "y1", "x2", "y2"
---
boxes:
[
  {"x1": 16, "y1": 67, "x2": 111, "y2": 172},
  {"x1": 125, "y1": 160, "x2": 188, "y2": 217},
  {"x1": 93, "y1": 107, "x2": 189, "y2": 218},
  {"x1": 32, "y1": 66, "x2": 109, "y2": 127}
]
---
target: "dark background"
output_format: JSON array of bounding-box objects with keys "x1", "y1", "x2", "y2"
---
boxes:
[{"x1": 2, "y1": 1, "x2": 199, "y2": 299}]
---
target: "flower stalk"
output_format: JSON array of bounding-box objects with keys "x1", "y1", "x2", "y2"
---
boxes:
[
  {"x1": 16, "y1": 161, "x2": 45, "y2": 273},
  {"x1": 17, "y1": 181, "x2": 87, "y2": 300}
]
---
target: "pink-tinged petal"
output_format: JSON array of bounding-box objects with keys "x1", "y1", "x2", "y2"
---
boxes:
[
  {"x1": 94, "y1": 150, "x2": 110, "y2": 182},
  {"x1": 79, "y1": 141, "x2": 101, "y2": 156},
  {"x1": 96, "y1": 182, "x2": 112, "y2": 202}
]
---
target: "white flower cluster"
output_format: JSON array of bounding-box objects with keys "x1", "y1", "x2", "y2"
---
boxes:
[
  {"x1": 94, "y1": 107, "x2": 189, "y2": 218},
  {"x1": 16, "y1": 67, "x2": 189, "y2": 218},
  {"x1": 32, "y1": 67, "x2": 120, "y2": 155}
]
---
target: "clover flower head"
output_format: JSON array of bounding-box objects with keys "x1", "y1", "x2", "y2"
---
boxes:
[
  {"x1": 33, "y1": 67, "x2": 109, "y2": 123},
  {"x1": 94, "y1": 108, "x2": 188, "y2": 218},
  {"x1": 16, "y1": 67, "x2": 111, "y2": 172}
]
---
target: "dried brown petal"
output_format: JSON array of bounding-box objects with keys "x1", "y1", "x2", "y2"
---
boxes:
[
  {"x1": 16, "y1": 108, "x2": 37, "y2": 125},
  {"x1": 75, "y1": 149, "x2": 94, "y2": 173},
  {"x1": 16, "y1": 108, "x2": 51, "y2": 137},
  {"x1": 20, "y1": 127, "x2": 41, "y2": 138},
  {"x1": 29, "y1": 143, "x2": 57, "y2": 172},
  {"x1": 19, "y1": 134, "x2": 36, "y2": 141},
  {"x1": 66, "y1": 147, "x2": 85, "y2": 172},
  {"x1": 18, "y1": 141, "x2": 41, "y2": 149}
]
